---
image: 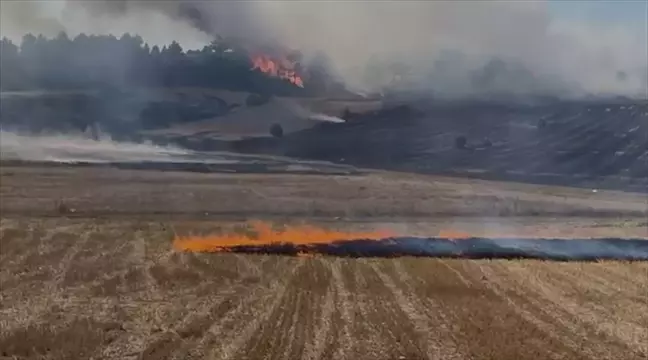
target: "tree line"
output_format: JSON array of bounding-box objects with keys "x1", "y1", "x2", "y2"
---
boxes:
[{"x1": 0, "y1": 32, "x2": 330, "y2": 96}]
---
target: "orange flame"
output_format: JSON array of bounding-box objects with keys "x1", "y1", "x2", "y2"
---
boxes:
[
  {"x1": 252, "y1": 54, "x2": 304, "y2": 88},
  {"x1": 438, "y1": 229, "x2": 472, "y2": 240},
  {"x1": 173, "y1": 221, "x2": 393, "y2": 253}
]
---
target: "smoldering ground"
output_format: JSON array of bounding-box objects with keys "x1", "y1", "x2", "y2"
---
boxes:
[
  {"x1": 173, "y1": 222, "x2": 648, "y2": 261},
  {"x1": 0, "y1": 130, "x2": 191, "y2": 163},
  {"x1": 1, "y1": 0, "x2": 646, "y2": 98},
  {"x1": 182, "y1": 237, "x2": 648, "y2": 262}
]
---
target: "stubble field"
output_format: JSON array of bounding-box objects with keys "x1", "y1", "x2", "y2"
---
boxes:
[{"x1": 0, "y1": 164, "x2": 646, "y2": 360}]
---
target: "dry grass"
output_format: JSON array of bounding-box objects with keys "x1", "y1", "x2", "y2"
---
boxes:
[
  {"x1": 1, "y1": 165, "x2": 647, "y2": 359},
  {"x1": 0, "y1": 218, "x2": 646, "y2": 360},
  {"x1": 1, "y1": 164, "x2": 646, "y2": 224}
]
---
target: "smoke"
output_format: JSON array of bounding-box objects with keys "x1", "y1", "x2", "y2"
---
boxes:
[
  {"x1": 0, "y1": 0, "x2": 211, "y2": 50},
  {"x1": 309, "y1": 113, "x2": 346, "y2": 124},
  {"x1": 0, "y1": 130, "x2": 191, "y2": 163},
  {"x1": 1, "y1": 1, "x2": 646, "y2": 98},
  {"x1": 286, "y1": 101, "x2": 346, "y2": 123},
  {"x1": 176, "y1": 235, "x2": 648, "y2": 261}
]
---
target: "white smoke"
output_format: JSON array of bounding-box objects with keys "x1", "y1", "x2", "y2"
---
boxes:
[
  {"x1": 0, "y1": 130, "x2": 190, "y2": 163},
  {"x1": 309, "y1": 113, "x2": 345, "y2": 123},
  {"x1": 0, "y1": 0, "x2": 211, "y2": 50},
  {"x1": 1, "y1": 0, "x2": 646, "y2": 98},
  {"x1": 283, "y1": 100, "x2": 346, "y2": 123}
]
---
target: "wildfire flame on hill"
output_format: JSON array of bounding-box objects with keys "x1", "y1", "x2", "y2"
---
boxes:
[
  {"x1": 251, "y1": 54, "x2": 305, "y2": 88},
  {"x1": 173, "y1": 221, "x2": 393, "y2": 252}
]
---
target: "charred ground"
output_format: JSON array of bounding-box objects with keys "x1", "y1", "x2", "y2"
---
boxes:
[
  {"x1": 3, "y1": 90, "x2": 646, "y2": 194},
  {"x1": 230, "y1": 99, "x2": 648, "y2": 192}
]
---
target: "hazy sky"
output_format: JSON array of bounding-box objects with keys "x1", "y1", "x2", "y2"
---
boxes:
[
  {"x1": 549, "y1": 0, "x2": 647, "y2": 25},
  {"x1": 0, "y1": 0, "x2": 646, "y2": 98}
]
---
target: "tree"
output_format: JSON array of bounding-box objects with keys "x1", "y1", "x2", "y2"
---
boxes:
[
  {"x1": 0, "y1": 37, "x2": 19, "y2": 60},
  {"x1": 0, "y1": 32, "x2": 314, "y2": 96},
  {"x1": 0, "y1": 38, "x2": 21, "y2": 89},
  {"x1": 167, "y1": 41, "x2": 183, "y2": 56},
  {"x1": 270, "y1": 123, "x2": 284, "y2": 138}
]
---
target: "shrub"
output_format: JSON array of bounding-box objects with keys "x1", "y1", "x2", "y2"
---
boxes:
[
  {"x1": 270, "y1": 123, "x2": 284, "y2": 138},
  {"x1": 246, "y1": 93, "x2": 271, "y2": 107},
  {"x1": 54, "y1": 199, "x2": 74, "y2": 214}
]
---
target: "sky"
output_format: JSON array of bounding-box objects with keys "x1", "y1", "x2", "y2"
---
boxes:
[
  {"x1": 0, "y1": 0, "x2": 646, "y2": 98},
  {"x1": 549, "y1": 0, "x2": 647, "y2": 26}
]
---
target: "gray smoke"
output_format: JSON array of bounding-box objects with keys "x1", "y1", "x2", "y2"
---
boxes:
[
  {"x1": 0, "y1": 130, "x2": 191, "y2": 163},
  {"x1": 1, "y1": 0, "x2": 646, "y2": 98}
]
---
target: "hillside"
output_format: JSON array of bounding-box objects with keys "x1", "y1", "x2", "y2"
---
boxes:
[
  {"x1": 1, "y1": 88, "x2": 646, "y2": 192},
  {"x1": 229, "y1": 99, "x2": 648, "y2": 192},
  {"x1": 0, "y1": 88, "x2": 380, "y2": 141}
]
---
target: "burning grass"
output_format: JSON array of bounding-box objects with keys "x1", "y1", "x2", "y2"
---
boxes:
[
  {"x1": 2, "y1": 218, "x2": 647, "y2": 360},
  {"x1": 172, "y1": 221, "x2": 648, "y2": 261},
  {"x1": 173, "y1": 221, "x2": 394, "y2": 252}
]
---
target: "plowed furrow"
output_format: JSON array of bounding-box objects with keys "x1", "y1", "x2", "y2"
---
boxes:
[
  {"x1": 400, "y1": 258, "x2": 575, "y2": 360},
  {"x1": 208, "y1": 259, "x2": 302, "y2": 360},
  {"x1": 368, "y1": 259, "x2": 463, "y2": 360},
  {"x1": 465, "y1": 261, "x2": 590, "y2": 360},
  {"x1": 481, "y1": 260, "x2": 643, "y2": 359},
  {"x1": 303, "y1": 262, "x2": 336, "y2": 360},
  {"x1": 138, "y1": 256, "x2": 296, "y2": 360},
  {"x1": 104, "y1": 255, "x2": 288, "y2": 359},
  {"x1": 232, "y1": 258, "x2": 330, "y2": 360},
  {"x1": 165, "y1": 257, "x2": 296, "y2": 360},
  {"x1": 339, "y1": 259, "x2": 391, "y2": 359},
  {"x1": 351, "y1": 259, "x2": 428, "y2": 359},
  {"x1": 532, "y1": 262, "x2": 648, "y2": 357},
  {"x1": 325, "y1": 259, "x2": 354, "y2": 360}
]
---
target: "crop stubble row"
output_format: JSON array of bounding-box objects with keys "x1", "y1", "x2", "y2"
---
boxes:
[{"x1": 1, "y1": 219, "x2": 646, "y2": 360}]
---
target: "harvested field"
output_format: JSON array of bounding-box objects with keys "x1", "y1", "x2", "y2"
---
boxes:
[
  {"x1": 1, "y1": 164, "x2": 647, "y2": 221},
  {"x1": 1, "y1": 218, "x2": 647, "y2": 360},
  {"x1": 1, "y1": 164, "x2": 647, "y2": 359}
]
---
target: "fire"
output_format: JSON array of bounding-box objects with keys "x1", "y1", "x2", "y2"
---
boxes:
[
  {"x1": 438, "y1": 229, "x2": 472, "y2": 240},
  {"x1": 251, "y1": 54, "x2": 304, "y2": 88},
  {"x1": 173, "y1": 221, "x2": 393, "y2": 253}
]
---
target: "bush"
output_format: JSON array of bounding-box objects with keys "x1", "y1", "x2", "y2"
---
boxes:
[
  {"x1": 270, "y1": 123, "x2": 284, "y2": 138},
  {"x1": 54, "y1": 199, "x2": 74, "y2": 214},
  {"x1": 246, "y1": 93, "x2": 271, "y2": 107}
]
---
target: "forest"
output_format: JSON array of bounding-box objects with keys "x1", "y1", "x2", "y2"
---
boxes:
[{"x1": 0, "y1": 32, "x2": 331, "y2": 96}]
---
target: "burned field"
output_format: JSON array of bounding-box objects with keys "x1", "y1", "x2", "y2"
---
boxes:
[
  {"x1": 230, "y1": 100, "x2": 648, "y2": 193},
  {"x1": 1, "y1": 164, "x2": 647, "y2": 359},
  {"x1": 177, "y1": 236, "x2": 648, "y2": 262}
]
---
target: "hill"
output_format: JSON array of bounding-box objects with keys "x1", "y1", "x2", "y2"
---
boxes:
[
  {"x1": 1, "y1": 88, "x2": 645, "y2": 192},
  {"x1": 228, "y1": 99, "x2": 648, "y2": 192},
  {"x1": 0, "y1": 88, "x2": 381, "y2": 141}
]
